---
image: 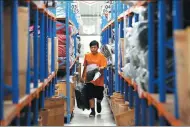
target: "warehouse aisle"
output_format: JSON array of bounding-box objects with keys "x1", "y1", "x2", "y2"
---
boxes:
[
  {"x1": 65, "y1": 36, "x2": 115, "y2": 126},
  {"x1": 65, "y1": 97, "x2": 116, "y2": 126}
]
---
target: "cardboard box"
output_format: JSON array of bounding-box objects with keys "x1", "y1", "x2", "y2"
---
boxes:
[
  {"x1": 56, "y1": 82, "x2": 75, "y2": 98},
  {"x1": 174, "y1": 28, "x2": 190, "y2": 125},
  {"x1": 40, "y1": 106, "x2": 65, "y2": 126},
  {"x1": 4, "y1": 7, "x2": 29, "y2": 99},
  {"x1": 115, "y1": 109, "x2": 135, "y2": 126},
  {"x1": 39, "y1": 109, "x2": 49, "y2": 126},
  {"x1": 119, "y1": 38, "x2": 126, "y2": 66},
  {"x1": 47, "y1": 105, "x2": 65, "y2": 126},
  {"x1": 45, "y1": 96, "x2": 65, "y2": 109},
  {"x1": 43, "y1": 96, "x2": 65, "y2": 126}
]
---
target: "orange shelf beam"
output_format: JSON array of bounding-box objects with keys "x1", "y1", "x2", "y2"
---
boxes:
[
  {"x1": 0, "y1": 72, "x2": 56, "y2": 126},
  {"x1": 118, "y1": 71, "x2": 182, "y2": 126}
]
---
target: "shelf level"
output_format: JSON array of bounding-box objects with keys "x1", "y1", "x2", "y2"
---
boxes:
[
  {"x1": 101, "y1": 1, "x2": 148, "y2": 32},
  {"x1": 0, "y1": 72, "x2": 56, "y2": 126},
  {"x1": 118, "y1": 71, "x2": 182, "y2": 126}
]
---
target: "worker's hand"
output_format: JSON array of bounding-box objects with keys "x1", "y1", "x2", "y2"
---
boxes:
[{"x1": 98, "y1": 66, "x2": 105, "y2": 71}]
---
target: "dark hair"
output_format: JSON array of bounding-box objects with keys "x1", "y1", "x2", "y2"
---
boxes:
[{"x1": 89, "y1": 40, "x2": 99, "y2": 48}]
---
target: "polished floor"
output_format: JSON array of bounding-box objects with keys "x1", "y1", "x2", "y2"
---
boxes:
[{"x1": 65, "y1": 97, "x2": 116, "y2": 126}]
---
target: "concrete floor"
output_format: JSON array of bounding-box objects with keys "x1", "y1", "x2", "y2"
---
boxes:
[{"x1": 65, "y1": 97, "x2": 116, "y2": 126}]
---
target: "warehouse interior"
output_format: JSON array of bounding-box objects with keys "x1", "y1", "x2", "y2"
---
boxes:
[{"x1": 0, "y1": 0, "x2": 190, "y2": 126}]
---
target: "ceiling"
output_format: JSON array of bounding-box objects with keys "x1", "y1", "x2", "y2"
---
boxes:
[
  {"x1": 55, "y1": 1, "x2": 107, "y2": 35},
  {"x1": 77, "y1": 1, "x2": 105, "y2": 35}
]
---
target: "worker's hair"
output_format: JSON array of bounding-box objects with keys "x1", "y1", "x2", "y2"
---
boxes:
[{"x1": 89, "y1": 40, "x2": 99, "y2": 48}]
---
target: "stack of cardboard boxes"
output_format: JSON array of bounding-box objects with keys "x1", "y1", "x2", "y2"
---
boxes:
[
  {"x1": 110, "y1": 92, "x2": 135, "y2": 126},
  {"x1": 40, "y1": 96, "x2": 65, "y2": 126},
  {"x1": 55, "y1": 75, "x2": 76, "y2": 116}
]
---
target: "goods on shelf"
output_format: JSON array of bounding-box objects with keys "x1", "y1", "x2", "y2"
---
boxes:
[
  {"x1": 4, "y1": 6, "x2": 29, "y2": 98},
  {"x1": 55, "y1": 37, "x2": 59, "y2": 71},
  {"x1": 77, "y1": 35, "x2": 81, "y2": 55},
  {"x1": 109, "y1": 92, "x2": 134, "y2": 126},
  {"x1": 58, "y1": 45, "x2": 66, "y2": 57},
  {"x1": 56, "y1": 23, "x2": 73, "y2": 35},
  {"x1": 48, "y1": 38, "x2": 52, "y2": 73},
  {"x1": 115, "y1": 109, "x2": 135, "y2": 126},
  {"x1": 56, "y1": 21, "x2": 77, "y2": 71},
  {"x1": 174, "y1": 27, "x2": 190, "y2": 125},
  {"x1": 55, "y1": 76, "x2": 76, "y2": 115},
  {"x1": 121, "y1": 21, "x2": 174, "y2": 93},
  {"x1": 57, "y1": 34, "x2": 66, "y2": 45},
  {"x1": 41, "y1": 96, "x2": 65, "y2": 126}
]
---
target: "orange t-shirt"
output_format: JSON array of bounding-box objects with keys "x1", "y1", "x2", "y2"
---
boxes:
[{"x1": 83, "y1": 52, "x2": 107, "y2": 86}]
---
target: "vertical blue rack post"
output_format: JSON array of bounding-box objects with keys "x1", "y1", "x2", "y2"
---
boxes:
[
  {"x1": 66, "y1": 1, "x2": 71, "y2": 123},
  {"x1": 11, "y1": 0, "x2": 20, "y2": 125},
  {"x1": 53, "y1": 14, "x2": 57, "y2": 88},
  {"x1": 52, "y1": 17, "x2": 56, "y2": 96},
  {"x1": 114, "y1": 1, "x2": 119, "y2": 93},
  {"x1": 12, "y1": 0, "x2": 19, "y2": 104},
  {"x1": 33, "y1": 8, "x2": 39, "y2": 125},
  {"x1": 148, "y1": 2, "x2": 156, "y2": 126},
  {"x1": 45, "y1": 13, "x2": 49, "y2": 78},
  {"x1": 34, "y1": 9, "x2": 39, "y2": 88},
  {"x1": 26, "y1": 1, "x2": 31, "y2": 126},
  {"x1": 46, "y1": 14, "x2": 49, "y2": 97},
  {"x1": 0, "y1": 0, "x2": 4, "y2": 121},
  {"x1": 40, "y1": 11, "x2": 45, "y2": 82},
  {"x1": 158, "y1": 1, "x2": 167, "y2": 125},
  {"x1": 39, "y1": 9, "x2": 45, "y2": 108},
  {"x1": 26, "y1": 1, "x2": 31, "y2": 95}
]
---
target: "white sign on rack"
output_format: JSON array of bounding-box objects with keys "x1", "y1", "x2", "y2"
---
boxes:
[{"x1": 71, "y1": 1, "x2": 80, "y2": 14}]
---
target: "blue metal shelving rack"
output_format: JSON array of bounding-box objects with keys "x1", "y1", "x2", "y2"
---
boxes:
[
  {"x1": 0, "y1": 0, "x2": 57, "y2": 126},
  {"x1": 55, "y1": 1, "x2": 79, "y2": 124},
  {"x1": 101, "y1": 0, "x2": 183, "y2": 126}
]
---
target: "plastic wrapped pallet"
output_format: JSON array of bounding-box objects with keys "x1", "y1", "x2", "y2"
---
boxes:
[{"x1": 4, "y1": 7, "x2": 28, "y2": 99}]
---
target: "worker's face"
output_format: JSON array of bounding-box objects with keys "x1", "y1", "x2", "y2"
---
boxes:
[{"x1": 90, "y1": 45, "x2": 98, "y2": 54}]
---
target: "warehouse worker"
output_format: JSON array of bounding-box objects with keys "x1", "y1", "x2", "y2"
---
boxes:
[{"x1": 81, "y1": 40, "x2": 107, "y2": 117}]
